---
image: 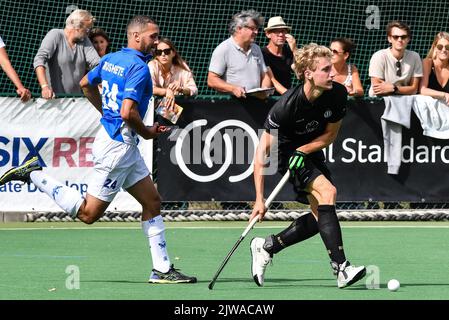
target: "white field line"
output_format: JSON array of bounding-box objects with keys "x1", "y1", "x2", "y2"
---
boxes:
[{"x1": 2, "y1": 225, "x2": 449, "y2": 231}]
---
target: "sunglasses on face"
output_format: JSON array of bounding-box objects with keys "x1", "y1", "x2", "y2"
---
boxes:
[
  {"x1": 331, "y1": 49, "x2": 345, "y2": 55},
  {"x1": 391, "y1": 35, "x2": 408, "y2": 41},
  {"x1": 272, "y1": 29, "x2": 288, "y2": 34},
  {"x1": 155, "y1": 48, "x2": 172, "y2": 56},
  {"x1": 395, "y1": 61, "x2": 402, "y2": 77},
  {"x1": 436, "y1": 44, "x2": 449, "y2": 51},
  {"x1": 244, "y1": 25, "x2": 258, "y2": 32}
]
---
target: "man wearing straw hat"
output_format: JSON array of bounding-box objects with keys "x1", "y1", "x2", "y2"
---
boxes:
[{"x1": 262, "y1": 16, "x2": 297, "y2": 95}]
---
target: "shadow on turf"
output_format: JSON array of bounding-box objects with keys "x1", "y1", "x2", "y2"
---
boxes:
[
  {"x1": 82, "y1": 279, "x2": 213, "y2": 284},
  {"x1": 214, "y1": 277, "x2": 347, "y2": 289},
  {"x1": 214, "y1": 277, "x2": 427, "y2": 290},
  {"x1": 83, "y1": 280, "x2": 147, "y2": 284},
  {"x1": 83, "y1": 278, "x2": 449, "y2": 291},
  {"x1": 378, "y1": 283, "x2": 449, "y2": 289},
  {"x1": 85, "y1": 278, "x2": 422, "y2": 290}
]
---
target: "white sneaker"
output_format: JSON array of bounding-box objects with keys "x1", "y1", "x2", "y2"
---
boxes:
[
  {"x1": 336, "y1": 260, "x2": 366, "y2": 288},
  {"x1": 250, "y1": 237, "x2": 272, "y2": 286}
]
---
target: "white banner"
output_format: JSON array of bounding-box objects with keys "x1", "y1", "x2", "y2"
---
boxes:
[{"x1": 0, "y1": 97, "x2": 153, "y2": 212}]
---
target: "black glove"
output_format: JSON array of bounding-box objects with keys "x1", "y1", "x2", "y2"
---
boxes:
[{"x1": 288, "y1": 150, "x2": 307, "y2": 178}]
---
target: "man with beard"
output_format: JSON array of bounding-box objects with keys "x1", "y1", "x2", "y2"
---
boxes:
[
  {"x1": 33, "y1": 9, "x2": 100, "y2": 98},
  {"x1": 2, "y1": 16, "x2": 196, "y2": 284}
]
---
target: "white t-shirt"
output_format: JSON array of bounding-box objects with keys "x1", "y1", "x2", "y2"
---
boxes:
[
  {"x1": 0, "y1": 36, "x2": 5, "y2": 48},
  {"x1": 369, "y1": 48, "x2": 423, "y2": 96}
]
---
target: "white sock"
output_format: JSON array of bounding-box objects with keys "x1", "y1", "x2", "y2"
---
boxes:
[
  {"x1": 30, "y1": 171, "x2": 85, "y2": 217},
  {"x1": 141, "y1": 215, "x2": 171, "y2": 273}
]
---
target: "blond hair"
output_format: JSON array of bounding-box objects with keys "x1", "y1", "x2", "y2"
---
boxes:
[
  {"x1": 292, "y1": 43, "x2": 332, "y2": 80},
  {"x1": 427, "y1": 32, "x2": 449, "y2": 59},
  {"x1": 66, "y1": 9, "x2": 95, "y2": 29}
]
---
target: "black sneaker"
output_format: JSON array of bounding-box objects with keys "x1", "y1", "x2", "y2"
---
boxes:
[
  {"x1": 148, "y1": 264, "x2": 197, "y2": 284},
  {"x1": 0, "y1": 156, "x2": 42, "y2": 186}
]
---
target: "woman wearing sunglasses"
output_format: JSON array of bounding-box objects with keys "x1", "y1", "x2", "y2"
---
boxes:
[
  {"x1": 420, "y1": 32, "x2": 449, "y2": 104},
  {"x1": 329, "y1": 38, "x2": 364, "y2": 97},
  {"x1": 148, "y1": 38, "x2": 198, "y2": 106}
]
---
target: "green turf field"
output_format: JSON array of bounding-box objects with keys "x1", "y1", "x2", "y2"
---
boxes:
[{"x1": 1, "y1": 221, "x2": 449, "y2": 300}]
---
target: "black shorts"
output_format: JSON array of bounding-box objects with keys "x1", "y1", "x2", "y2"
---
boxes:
[{"x1": 282, "y1": 152, "x2": 332, "y2": 204}]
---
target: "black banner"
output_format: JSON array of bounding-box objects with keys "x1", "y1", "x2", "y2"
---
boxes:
[
  {"x1": 156, "y1": 97, "x2": 449, "y2": 202},
  {"x1": 330, "y1": 99, "x2": 449, "y2": 202}
]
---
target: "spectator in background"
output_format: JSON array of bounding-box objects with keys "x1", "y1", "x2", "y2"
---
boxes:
[
  {"x1": 148, "y1": 38, "x2": 198, "y2": 106},
  {"x1": 207, "y1": 9, "x2": 271, "y2": 99},
  {"x1": 369, "y1": 20, "x2": 422, "y2": 97},
  {"x1": 0, "y1": 35, "x2": 31, "y2": 102},
  {"x1": 262, "y1": 16, "x2": 296, "y2": 95},
  {"x1": 330, "y1": 38, "x2": 364, "y2": 97},
  {"x1": 33, "y1": 9, "x2": 100, "y2": 99},
  {"x1": 89, "y1": 28, "x2": 111, "y2": 58},
  {"x1": 420, "y1": 32, "x2": 449, "y2": 103}
]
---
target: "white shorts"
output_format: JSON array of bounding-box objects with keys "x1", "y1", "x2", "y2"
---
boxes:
[{"x1": 87, "y1": 127, "x2": 150, "y2": 202}]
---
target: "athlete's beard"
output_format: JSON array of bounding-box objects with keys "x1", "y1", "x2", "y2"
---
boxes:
[{"x1": 142, "y1": 43, "x2": 155, "y2": 55}]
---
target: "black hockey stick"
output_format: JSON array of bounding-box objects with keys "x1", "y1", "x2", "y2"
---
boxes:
[{"x1": 208, "y1": 171, "x2": 290, "y2": 290}]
